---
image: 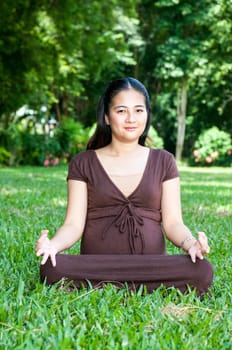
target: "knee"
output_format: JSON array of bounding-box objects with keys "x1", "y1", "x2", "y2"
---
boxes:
[
  {"x1": 40, "y1": 258, "x2": 62, "y2": 285},
  {"x1": 193, "y1": 259, "x2": 214, "y2": 295}
]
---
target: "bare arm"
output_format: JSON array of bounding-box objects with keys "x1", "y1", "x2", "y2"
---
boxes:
[
  {"x1": 50, "y1": 180, "x2": 87, "y2": 251},
  {"x1": 161, "y1": 177, "x2": 210, "y2": 262},
  {"x1": 36, "y1": 180, "x2": 87, "y2": 265}
]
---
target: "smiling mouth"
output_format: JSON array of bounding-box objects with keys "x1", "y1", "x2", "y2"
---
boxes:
[{"x1": 125, "y1": 127, "x2": 136, "y2": 131}]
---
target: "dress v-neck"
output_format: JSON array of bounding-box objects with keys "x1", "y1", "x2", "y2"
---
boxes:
[{"x1": 92, "y1": 149, "x2": 151, "y2": 199}]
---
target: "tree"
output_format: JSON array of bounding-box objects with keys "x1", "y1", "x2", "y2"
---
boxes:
[
  {"x1": 150, "y1": 0, "x2": 214, "y2": 160},
  {"x1": 0, "y1": 1, "x2": 49, "y2": 124},
  {"x1": 0, "y1": 0, "x2": 141, "y2": 127},
  {"x1": 138, "y1": 0, "x2": 232, "y2": 158}
]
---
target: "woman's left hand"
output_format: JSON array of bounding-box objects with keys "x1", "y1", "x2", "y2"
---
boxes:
[{"x1": 188, "y1": 231, "x2": 210, "y2": 263}]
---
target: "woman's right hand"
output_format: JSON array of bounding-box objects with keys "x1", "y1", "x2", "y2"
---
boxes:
[{"x1": 36, "y1": 230, "x2": 57, "y2": 267}]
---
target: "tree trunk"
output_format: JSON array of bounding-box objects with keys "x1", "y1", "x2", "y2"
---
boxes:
[
  {"x1": 175, "y1": 79, "x2": 188, "y2": 161},
  {"x1": 53, "y1": 102, "x2": 61, "y2": 124},
  {"x1": 134, "y1": 48, "x2": 139, "y2": 79},
  {"x1": 61, "y1": 93, "x2": 68, "y2": 117}
]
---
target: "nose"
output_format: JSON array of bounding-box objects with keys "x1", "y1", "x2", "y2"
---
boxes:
[{"x1": 126, "y1": 110, "x2": 136, "y2": 122}]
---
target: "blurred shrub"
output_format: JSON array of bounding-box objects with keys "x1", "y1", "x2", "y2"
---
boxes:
[
  {"x1": 0, "y1": 147, "x2": 11, "y2": 165},
  {"x1": 20, "y1": 133, "x2": 61, "y2": 165},
  {"x1": 0, "y1": 117, "x2": 91, "y2": 166},
  {"x1": 191, "y1": 126, "x2": 231, "y2": 166},
  {"x1": 146, "y1": 125, "x2": 164, "y2": 149},
  {"x1": 0, "y1": 124, "x2": 24, "y2": 165},
  {"x1": 55, "y1": 117, "x2": 90, "y2": 158}
]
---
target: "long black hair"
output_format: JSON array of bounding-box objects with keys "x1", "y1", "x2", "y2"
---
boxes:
[{"x1": 87, "y1": 77, "x2": 151, "y2": 150}]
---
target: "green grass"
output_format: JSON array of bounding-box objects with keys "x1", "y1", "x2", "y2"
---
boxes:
[{"x1": 0, "y1": 165, "x2": 231, "y2": 350}]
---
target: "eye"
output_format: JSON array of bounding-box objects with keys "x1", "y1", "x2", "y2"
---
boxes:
[
  {"x1": 117, "y1": 109, "x2": 126, "y2": 114},
  {"x1": 136, "y1": 108, "x2": 144, "y2": 113}
]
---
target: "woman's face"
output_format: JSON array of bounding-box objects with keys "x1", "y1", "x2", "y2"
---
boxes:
[{"x1": 105, "y1": 89, "x2": 148, "y2": 143}]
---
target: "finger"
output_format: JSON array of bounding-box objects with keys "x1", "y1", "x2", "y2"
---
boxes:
[
  {"x1": 197, "y1": 231, "x2": 207, "y2": 243},
  {"x1": 37, "y1": 232, "x2": 49, "y2": 246},
  {"x1": 36, "y1": 240, "x2": 44, "y2": 250},
  {"x1": 39, "y1": 230, "x2": 49, "y2": 239},
  {"x1": 198, "y1": 231, "x2": 209, "y2": 240},
  {"x1": 200, "y1": 245, "x2": 210, "y2": 255},
  {"x1": 189, "y1": 250, "x2": 196, "y2": 263},
  {"x1": 196, "y1": 248, "x2": 204, "y2": 260},
  {"x1": 197, "y1": 232, "x2": 210, "y2": 253},
  {"x1": 51, "y1": 253, "x2": 57, "y2": 267},
  {"x1": 36, "y1": 232, "x2": 50, "y2": 252},
  {"x1": 41, "y1": 253, "x2": 49, "y2": 265},
  {"x1": 36, "y1": 237, "x2": 48, "y2": 251},
  {"x1": 36, "y1": 248, "x2": 43, "y2": 256}
]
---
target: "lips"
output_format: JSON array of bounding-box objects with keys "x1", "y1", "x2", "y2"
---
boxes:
[{"x1": 125, "y1": 127, "x2": 136, "y2": 131}]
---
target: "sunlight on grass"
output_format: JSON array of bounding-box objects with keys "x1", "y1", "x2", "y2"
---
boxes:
[
  {"x1": 1, "y1": 187, "x2": 33, "y2": 195},
  {"x1": 52, "y1": 198, "x2": 67, "y2": 207},
  {"x1": 160, "y1": 303, "x2": 219, "y2": 319}
]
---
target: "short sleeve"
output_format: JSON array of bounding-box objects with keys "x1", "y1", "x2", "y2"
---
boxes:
[
  {"x1": 162, "y1": 151, "x2": 179, "y2": 182},
  {"x1": 67, "y1": 152, "x2": 88, "y2": 182}
]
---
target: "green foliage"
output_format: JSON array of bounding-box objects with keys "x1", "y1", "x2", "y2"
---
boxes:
[
  {"x1": 0, "y1": 147, "x2": 11, "y2": 165},
  {"x1": 138, "y1": 0, "x2": 232, "y2": 155},
  {"x1": 0, "y1": 124, "x2": 23, "y2": 165},
  {"x1": 0, "y1": 0, "x2": 232, "y2": 161},
  {"x1": 21, "y1": 133, "x2": 61, "y2": 166},
  {"x1": 0, "y1": 165, "x2": 231, "y2": 348},
  {"x1": 55, "y1": 117, "x2": 90, "y2": 157},
  {"x1": 146, "y1": 125, "x2": 164, "y2": 149},
  {"x1": 192, "y1": 127, "x2": 232, "y2": 166},
  {"x1": 0, "y1": 115, "x2": 92, "y2": 166},
  {"x1": 0, "y1": 0, "x2": 141, "y2": 122}
]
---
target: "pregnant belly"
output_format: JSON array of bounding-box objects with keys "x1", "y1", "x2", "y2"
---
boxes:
[{"x1": 80, "y1": 218, "x2": 166, "y2": 255}]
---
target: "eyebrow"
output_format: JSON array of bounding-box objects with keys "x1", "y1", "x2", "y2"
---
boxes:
[{"x1": 113, "y1": 104, "x2": 145, "y2": 109}]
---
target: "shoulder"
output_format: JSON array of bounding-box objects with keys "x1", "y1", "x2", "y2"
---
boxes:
[
  {"x1": 70, "y1": 150, "x2": 94, "y2": 163},
  {"x1": 150, "y1": 148, "x2": 175, "y2": 161},
  {"x1": 67, "y1": 150, "x2": 95, "y2": 181},
  {"x1": 149, "y1": 148, "x2": 179, "y2": 181}
]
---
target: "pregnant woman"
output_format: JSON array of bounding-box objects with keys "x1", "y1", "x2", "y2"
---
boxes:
[{"x1": 36, "y1": 77, "x2": 213, "y2": 297}]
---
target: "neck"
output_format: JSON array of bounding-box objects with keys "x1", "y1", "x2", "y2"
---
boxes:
[{"x1": 107, "y1": 140, "x2": 143, "y2": 157}]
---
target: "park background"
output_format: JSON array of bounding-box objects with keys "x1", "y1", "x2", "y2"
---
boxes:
[
  {"x1": 0, "y1": 0, "x2": 231, "y2": 166},
  {"x1": 0, "y1": 1, "x2": 231, "y2": 349}
]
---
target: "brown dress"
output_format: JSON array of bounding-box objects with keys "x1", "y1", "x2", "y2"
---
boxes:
[{"x1": 40, "y1": 149, "x2": 213, "y2": 295}]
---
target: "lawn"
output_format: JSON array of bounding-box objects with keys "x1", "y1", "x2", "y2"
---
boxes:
[{"x1": 0, "y1": 164, "x2": 231, "y2": 350}]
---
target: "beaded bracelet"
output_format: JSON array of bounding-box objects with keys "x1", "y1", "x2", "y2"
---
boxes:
[{"x1": 180, "y1": 234, "x2": 195, "y2": 249}]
